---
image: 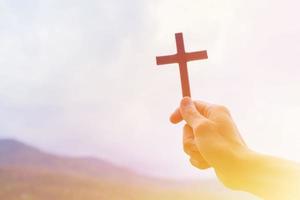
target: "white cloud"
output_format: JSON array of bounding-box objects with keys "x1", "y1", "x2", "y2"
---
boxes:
[{"x1": 1, "y1": 0, "x2": 300, "y2": 179}]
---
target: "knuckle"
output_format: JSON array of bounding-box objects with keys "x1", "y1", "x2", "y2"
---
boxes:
[
  {"x1": 214, "y1": 105, "x2": 230, "y2": 114},
  {"x1": 189, "y1": 158, "x2": 210, "y2": 170},
  {"x1": 183, "y1": 144, "x2": 188, "y2": 154},
  {"x1": 183, "y1": 141, "x2": 192, "y2": 154},
  {"x1": 197, "y1": 162, "x2": 210, "y2": 169},
  {"x1": 183, "y1": 124, "x2": 189, "y2": 131},
  {"x1": 189, "y1": 158, "x2": 199, "y2": 168}
]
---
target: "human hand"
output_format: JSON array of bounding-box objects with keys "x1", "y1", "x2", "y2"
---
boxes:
[
  {"x1": 170, "y1": 97, "x2": 249, "y2": 188},
  {"x1": 171, "y1": 97, "x2": 300, "y2": 199}
]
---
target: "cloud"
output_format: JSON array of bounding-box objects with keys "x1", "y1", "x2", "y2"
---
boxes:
[
  {"x1": 0, "y1": 0, "x2": 151, "y2": 155},
  {"x1": 1, "y1": 0, "x2": 300, "y2": 178}
]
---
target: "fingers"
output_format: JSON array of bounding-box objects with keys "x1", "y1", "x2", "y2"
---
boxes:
[
  {"x1": 183, "y1": 124, "x2": 195, "y2": 152},
  {"x1": 179, "y1": 97, "x2": 207, "y2": 129},
  {"x1": 190, "y1": 158, "x2": 210, "y2": 169},
  {"x1": 183, "y1": 124, "x2": 194, "y2": 137},
  {"x1": 170, "y1": 108, "x2": 182, "y2": 124},
  {"x1": 183, "y1": 125, "x2": 210, "y2": 169},
  {"x1": 194, "y1": 100, "x2": 214, "y2": 117},
  {"x1": 169, "y1": 99, "x2": 213, "y2": 124}
]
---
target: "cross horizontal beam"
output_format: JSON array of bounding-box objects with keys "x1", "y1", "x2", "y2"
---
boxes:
[{"x1": 156, "y1": 33, "x2": 208, "y2": 97}]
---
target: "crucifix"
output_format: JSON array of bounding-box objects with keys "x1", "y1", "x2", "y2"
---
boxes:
[{"x1": 156, "y1": 33, "x2": 208, "y2": 97}]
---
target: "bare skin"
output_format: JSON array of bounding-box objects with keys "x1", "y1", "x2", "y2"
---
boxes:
[{"x1": 170, "y1": 97, "x2": 300, "y2": 200}]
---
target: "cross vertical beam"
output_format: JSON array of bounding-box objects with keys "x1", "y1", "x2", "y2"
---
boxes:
[{"x1": 156, "y1": 33, "x2": 208, "y2": 97}]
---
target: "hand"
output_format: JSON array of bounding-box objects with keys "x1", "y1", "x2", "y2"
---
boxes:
[
  {"x1": 170, "y1": 97, "x2": 249, "y2": 188},
  {"x1": 171, "y1": 97, "x2": 300, "y2": 199}
]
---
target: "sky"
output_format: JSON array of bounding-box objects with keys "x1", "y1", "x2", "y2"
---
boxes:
[{"x1": 1, "y1": 0, "x2": 300, "y2": 179}]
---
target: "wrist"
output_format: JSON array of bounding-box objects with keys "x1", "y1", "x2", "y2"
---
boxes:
[
  {"x1": 233, "y1": 147, "x2": 260, "y2": 179},
  {"x1": 215, "y1": 147, "x2": 258, "y2": 190}
]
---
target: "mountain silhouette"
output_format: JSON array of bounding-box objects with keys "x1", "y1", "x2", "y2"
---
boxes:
[
  {"x1": 0, "y1": 139, "x2": 141, "y2": 181},
  {"x1": 0, "y1": 138, "x2": 257, "y2": 200}
]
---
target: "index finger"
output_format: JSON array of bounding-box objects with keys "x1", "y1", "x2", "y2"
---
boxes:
[
  {"x1": 170, "y1": 100, "x2": 213, "y2": 124},
  {"x1": 179, "y1": 97, "x2": 207, "y2": 129}
]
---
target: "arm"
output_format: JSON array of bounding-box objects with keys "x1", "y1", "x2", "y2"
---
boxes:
[
  {"x1": 170, "y1": 97, "x2": 300, "y2": 200},
  {"x1": 237, "y1": 150, "x2": 300, "y2": 199}
]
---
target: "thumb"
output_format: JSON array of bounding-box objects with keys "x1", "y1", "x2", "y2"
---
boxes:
[{"x1": 180, "y1": 97, "x2": 208, "y2": 130}]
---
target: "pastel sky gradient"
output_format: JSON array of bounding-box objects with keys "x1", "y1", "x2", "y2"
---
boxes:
[{"x1": 1, "y1": 0, "x2": 300, "y2": 179}]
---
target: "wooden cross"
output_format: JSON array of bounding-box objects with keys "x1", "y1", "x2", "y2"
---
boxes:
[{"x1": 156, "y1": 33, "x2": 208, "y2": 97}]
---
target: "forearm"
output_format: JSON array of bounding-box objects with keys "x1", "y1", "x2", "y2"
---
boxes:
[{"x1": 234, "y1": 150, "x2": 300, "y2": 200}]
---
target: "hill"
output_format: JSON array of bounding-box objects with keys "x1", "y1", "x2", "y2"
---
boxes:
[
  {"x1": 0, "y1": 139, "x2": 140, "y2": 181},
  {"x1": 0, "y1": 139, "x2": 258, "y2": 200}
]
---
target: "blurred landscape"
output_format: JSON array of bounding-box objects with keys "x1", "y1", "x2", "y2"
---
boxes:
[{"x1": 0, "y1": 139, "x2": 257, "y2": 200}]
